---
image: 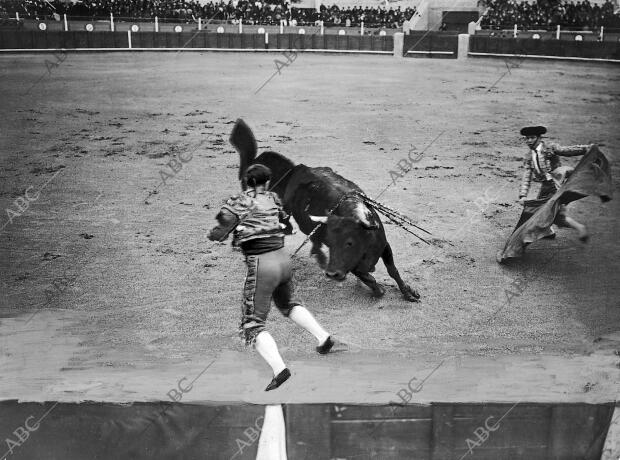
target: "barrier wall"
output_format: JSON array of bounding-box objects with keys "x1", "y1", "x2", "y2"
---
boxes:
[
  {"x1": 0, "y1": 401, "x2": 613, "y2": 459},
  {"x1": 2, "y1": 30, "x2": 620, "y2": 62},
  {"x1": 403, "y1": 32, "x2": 459, "y2": 58},
  {"x1": 475, "y1": 29, "x2": 620, "y2": 42},
  {"x1": 470, "y1": 35, "x2": 620, "y2": 60},
  {"x1": 0, "y1": 30, "x2": 393, "y2": 52}
]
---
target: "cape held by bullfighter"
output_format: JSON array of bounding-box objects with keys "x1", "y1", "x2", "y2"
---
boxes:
[
  {"x1": 497, "y1": 144, "x2": 613, "y2": 262},
  {"x1": 229, "y1": 119, "x2": 420, "y2": 302}
]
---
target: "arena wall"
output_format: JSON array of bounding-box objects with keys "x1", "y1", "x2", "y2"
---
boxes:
[
  {"x1": 470, "y1": 35, "x2": 620, "y2": 61},
  {"x1": 0, "y1": 30, "x2": 394, "y2": 53},
  {"x1": 2, "y1": 30, "x2": 620, "y2": 62},
  {"x1": 0, "y1": 401, "x2": 613, "y2": 459}
]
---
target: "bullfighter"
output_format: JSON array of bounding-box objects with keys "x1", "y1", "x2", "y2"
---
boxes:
[
  {"x1": 515, "y1": 125, "x2": 590, "y2": 240},
  {"x1": 208, "y1": 164, "x2": 338, "y2": 391}
]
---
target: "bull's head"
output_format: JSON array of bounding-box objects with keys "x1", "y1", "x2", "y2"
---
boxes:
[{"x1": 309, "y1": 202, "x2": 377, "y2": 281}]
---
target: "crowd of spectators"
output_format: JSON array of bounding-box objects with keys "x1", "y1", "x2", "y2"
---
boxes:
[
  {"x1": 480, "y1": 0, "x2": 620, "y2": 30},
  {"x1": 0, "y1": 0, "x2": 417, "y2": 28}
]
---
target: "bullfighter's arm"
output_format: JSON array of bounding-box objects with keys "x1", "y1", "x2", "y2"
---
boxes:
[
  {"x1": 519, "y1": 156, "x2": 533, "y2": 199},
  {"x1": 207, "y1": 194, "x2": 250, "y2": 242},
  {"x1": 273, "y1": 193, "x2": 294, "y2": 235},
  {"x1": 207, "y1": 208, "x2": 239, "y2": 242},
  {"x1": 548, "y1": 142, "x2": 591, "y2": 157}
]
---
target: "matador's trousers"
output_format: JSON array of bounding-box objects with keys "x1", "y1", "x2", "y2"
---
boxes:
[{"x1": 239, "y1": 247, "x2": 301, "y2": 346}]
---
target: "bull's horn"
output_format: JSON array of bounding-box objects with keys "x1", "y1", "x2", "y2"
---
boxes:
[{"x1": 309, "y1": 215, "x2": 328, "y2": 224}]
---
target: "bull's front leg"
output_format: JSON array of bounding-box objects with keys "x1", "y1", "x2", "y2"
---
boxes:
[
  {"x1": 352, "y1": 269, "x2": 386, "y2": 298},
  {"x1": 381, "y1": 244, "x2": 420, "y2": 302},
  {"x1": 310, "y1": 236, "x2": 327, "y2": 269}
]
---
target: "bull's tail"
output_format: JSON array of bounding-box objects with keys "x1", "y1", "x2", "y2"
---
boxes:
[{"x1": 230, "y1": 119, "x2": 258, "y2": 182}]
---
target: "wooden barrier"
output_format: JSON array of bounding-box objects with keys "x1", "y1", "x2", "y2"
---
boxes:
[
  {"x1": 286, "y1": 403, "x2": 614, "y2": 459},
  {"x1": 469, "y1": 35, "x2": 620, "y2": 61},
  {"x1": 2, "y1": 30, "x2": 618, "y2": 61},
  {"x1": 0, "y1": 401, "x2": 612, "y2": 459},
  {"x1": 0, "y1": 30, "x2": 393, "y2": 53},
  {"x1": 403, "y1": 32, "x2": 459, "y2": 59}
]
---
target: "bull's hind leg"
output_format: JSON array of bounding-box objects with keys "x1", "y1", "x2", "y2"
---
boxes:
[
  {"x1": 310, "y1": 236, "x2": 327, "y2": 269},
  {"x1": 352, "y1": 270, "x2": 386, "y2": 298},
  {"x1": 382, "y1": 244, "x2": 420, "y2": 302}
]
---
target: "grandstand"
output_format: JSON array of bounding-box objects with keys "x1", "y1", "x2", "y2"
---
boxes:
[
  {"x1": 480, "y1": 0, "x2": 620, "y2": 30},
  {"x1": 0, "y1": 0, "x2": 418, "y2": 29},
  {"x1": 2, "y1": 0, "x2": 619, "y2": 33}
]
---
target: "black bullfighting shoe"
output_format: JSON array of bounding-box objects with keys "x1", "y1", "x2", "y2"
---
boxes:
[
  {"x1": 316, "y1": 336, "x2": 349, "y2": 354},
  {"x1": 316, "y1": 336, "x2": 334, "y2": 354},
  {"x1": 265, "y1": 368, "x2": 291, "y2": 391}
]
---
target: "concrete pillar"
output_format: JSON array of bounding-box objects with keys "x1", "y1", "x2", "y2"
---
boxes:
[
  {"x1": 467, "y1": 21, "x2": 476, "y2": 35},
  {"x1": 458, "y1": 33, "x2": 469, "y2": 60},
  {"x1": 393, "y1": 32, "x2": 404, "y2": 58}
]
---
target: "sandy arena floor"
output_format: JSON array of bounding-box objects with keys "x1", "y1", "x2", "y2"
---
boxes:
[{"x1": 1, "y1": 52, "x2": 619, "y2": 403}]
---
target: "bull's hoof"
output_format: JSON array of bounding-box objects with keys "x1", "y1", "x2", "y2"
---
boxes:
[
  {"x1": 372, "y1": 285, "x2": 386, "y2": 298},
  {"x1": 402, "y1": 286, "x2": 420, "y2": 302}
]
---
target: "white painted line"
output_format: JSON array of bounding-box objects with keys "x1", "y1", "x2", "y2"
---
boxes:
[
  {"x1": 256, "y1": 405, "x2": 287, "y2": 460},
  {"x1": 0, "y1": 47, "x2": 392, "y2": 54},
  {"x1": 406, "y1": 50, "x2": 454, "y2": 55},
  {"x1": 468, "y1": 52, "x2": 620, "y2": 63}
]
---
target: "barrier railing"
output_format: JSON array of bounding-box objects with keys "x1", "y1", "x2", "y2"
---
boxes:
[
  {"x1": 1, "y1": 24, "x2": 618, "y2": 62},
  {"x1": 475, "y1": 24, "x2": 620, "y2": 42},
  {"x1": 2, "y1": 14, "x2": 397, "y2": 36},
  {"x1": 3, "y1": 12, "x2": 405, "y2": 31}
]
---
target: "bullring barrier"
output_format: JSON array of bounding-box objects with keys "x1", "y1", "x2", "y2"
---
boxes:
[{"x1": 1, "y1": 29, "x2": 619, "y2": 63}]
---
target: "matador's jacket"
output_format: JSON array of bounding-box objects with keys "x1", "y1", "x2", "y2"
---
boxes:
[
  {"x1": 209, "y1": 189, "x2": 298, "y2": 346},
  {"x1": 519, "y1": 141, "x2": 590, "y2": 199},
  {"x1": 220, "y1": 190, "x2": 291, "y2": 249}
]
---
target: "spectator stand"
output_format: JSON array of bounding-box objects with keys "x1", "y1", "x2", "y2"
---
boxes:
[
  {"x1": 475, "y1": 25, "x2": 620, "y2": 43},
  {"x1": 476, "y1": 0, "x2": 620, "y2": 41},
  {"x1": 0, "y1": 0, "x2": 419, "y2": 33}
]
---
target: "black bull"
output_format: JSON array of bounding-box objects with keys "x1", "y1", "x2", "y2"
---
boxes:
[{"x1": 228, "y1": 119, "x2": 419, "y2": 302}]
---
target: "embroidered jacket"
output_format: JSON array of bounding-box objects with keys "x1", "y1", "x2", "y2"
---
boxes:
[
  {"x1": 519, "y1": 142, "x2": 590, "y2": 198},
  {"x1": 221, "y1": 190, "x2": 290, "y2": 245}
]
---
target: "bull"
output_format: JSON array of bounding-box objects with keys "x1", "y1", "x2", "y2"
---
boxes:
[{"x1": 228, "y1": 119, "x2": 420, "y2": 302}]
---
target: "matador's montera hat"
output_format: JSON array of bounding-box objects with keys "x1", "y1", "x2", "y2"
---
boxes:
[{"x1": 520, "y1": 126, "x2": 547, "y2": 137}]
